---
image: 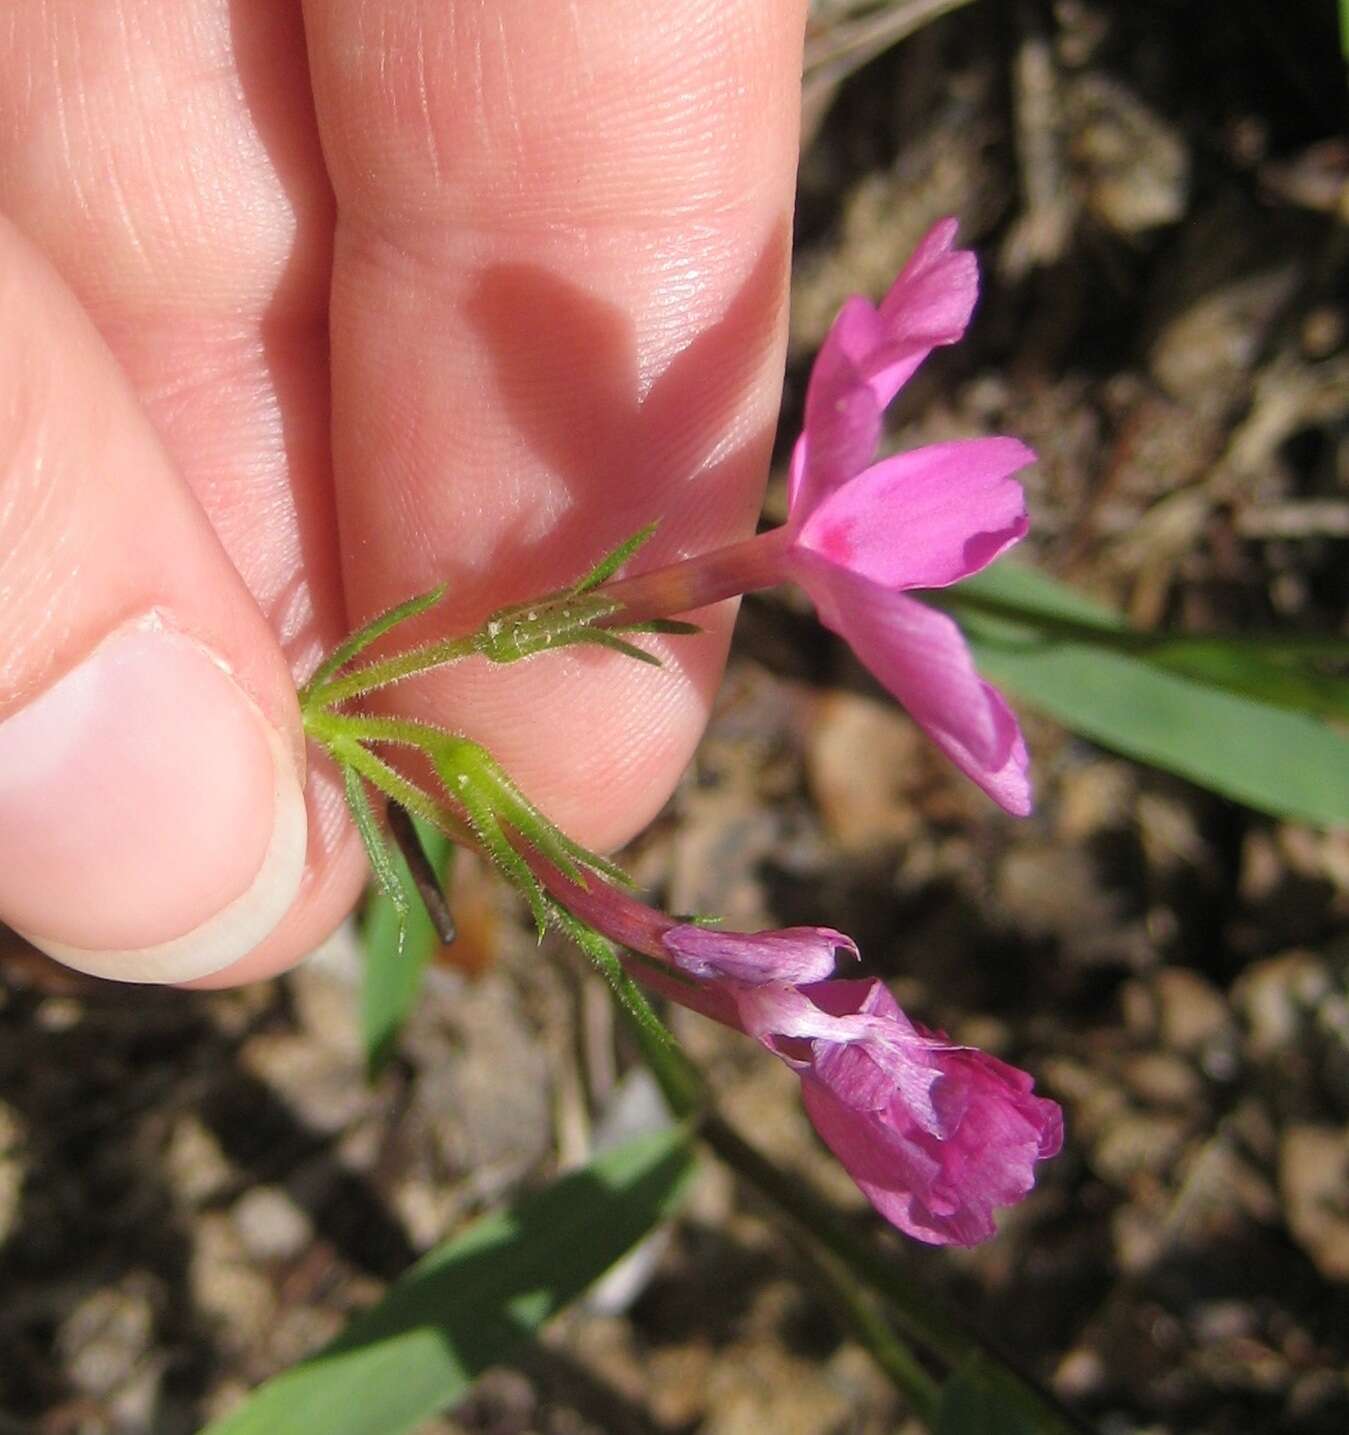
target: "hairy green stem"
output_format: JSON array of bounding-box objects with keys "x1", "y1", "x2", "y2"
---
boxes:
[
  {"x1": 307, "y1": 708, "x2": 452, "y2": 751},
  {"x1": 304, "y1": 634, "x2": 478, "y2": 711},
  {"x1": 324, "y1": 735, "x2": 469, "y2": 846}
]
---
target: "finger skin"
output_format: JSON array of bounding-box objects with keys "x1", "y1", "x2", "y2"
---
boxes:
[
  {"x1": 306, "y1": 0, "x2": 807, "y2": 851},
  {"x1": 0, "y1": 0, "x2": 807, "y2": 982},
  {"x1": 0, "y1": 217, "x2": 309, "y2": 977},
  {"x1": 0, "y1": 0, "x2": 366, "y2": 981}
]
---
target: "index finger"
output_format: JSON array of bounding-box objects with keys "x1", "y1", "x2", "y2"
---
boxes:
[{"x1": 304, "y1": 0, "x2": 806, "y2": 850}]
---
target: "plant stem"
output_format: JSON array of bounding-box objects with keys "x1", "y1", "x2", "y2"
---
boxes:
[
  {"x1": 387, "y1": 803, "x2": 457, "y2": 944},
  {"x1": 697, "y1": 1114, "x2": 1092, "y2": 1435},
  {"x1": 794, "y1": 1238, "x2": 942, "y2": 1423},
  {"x1": 304, "y1": 634, "x2": 477, "y2": 710},
  {"x1": 700, "y1": 1115, "x2": 968, "y2": 1365},
  {"x1": 307, "y1": 709, "x2": 451, "y2": 751},
  {"x1": 595, "y1": 527, "x2": 794, "y2": 626},
  {"x1": 326, "y1": 736, "x2": 470, "y2": 846}
]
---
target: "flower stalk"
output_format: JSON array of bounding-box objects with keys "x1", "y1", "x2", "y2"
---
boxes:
[{"x1": 594, "y1": 526, "x2": 796, "y2": 626}]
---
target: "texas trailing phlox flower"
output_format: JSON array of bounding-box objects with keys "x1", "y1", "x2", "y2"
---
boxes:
[
  {"x1": 734, "y1": 975, "x2": 1063, "y2": 1246},
  {"x1": 545, "y1": 862, "x2": 1062, "y2": 1247},
  {"x1": 780, "y1": 219, "x2": 1034, "y2": 814},
  {"x1": 601, "y1": 219, "x2": 1034, "y2": 813}
]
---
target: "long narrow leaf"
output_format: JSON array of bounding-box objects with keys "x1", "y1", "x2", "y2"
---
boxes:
[
  {"x1": 572, "y1": 521, "x2": 658, "y2": 593},
  {"x1": 936, "y1": 1355, "x2": 1051, "y2": 1435},
  {"x1": 361, "y1": 815, "x2": 453, "y2": 1079},
  {"x1": 944, "y1": 568, "x2": 1349, "y2": 827},
  {"x1": 950, "y1": 565, "x2": 1349, "y2": 717},
  {"x1": 302, "y1": 584, "x2": 447, "y2": 701},
  {"x1": 199, "y1": 1127, "x2": 695, "y2": 1435}
]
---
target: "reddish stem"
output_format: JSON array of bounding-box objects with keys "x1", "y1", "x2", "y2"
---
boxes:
[
  {"x1": 527, "y1": 854, "x2": 742, "y2": 1029},
  {"x1": 597, "y1": 526, "x2": 794, "y2": 626}
]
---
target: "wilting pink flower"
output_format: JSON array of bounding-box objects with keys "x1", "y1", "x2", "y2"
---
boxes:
[
  {"x1": 732, "y1": 975, "x2": 1063, "y2": 1245},
  {"x1": 601, "y1": 219, "x2": 1034, "y2": 813},
  {"x1": 541, "y1": 860, "x2": 1063, "y2": 1246}
]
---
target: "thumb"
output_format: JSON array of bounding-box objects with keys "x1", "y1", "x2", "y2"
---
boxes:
[{"x1": 0, "y1": 218, "x2": 308, "y2": 982}]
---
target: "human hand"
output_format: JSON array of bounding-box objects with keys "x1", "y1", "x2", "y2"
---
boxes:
[{"x1": 0, "y1": 0, "x2": 806, "y2": 986}]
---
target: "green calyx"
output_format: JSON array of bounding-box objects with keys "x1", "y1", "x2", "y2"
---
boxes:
[{"x1": 306, "y1": 702, "x2": 675, "y2": 1050}]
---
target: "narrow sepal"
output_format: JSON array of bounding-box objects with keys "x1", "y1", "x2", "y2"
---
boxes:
[
  {"x1": 471, "y1": 524, "x2": 689, "y2": 669},
  {"x1": 573, "y1": 630, "x2": 664, "y2": 665},
  {"x1": 626, "y1": 619, "x2": 702, "y2": 636},
  {"x1": 454, "y1": 778, "x2": 552, "y2": 938},
  {"x1": 427, "y1": 735, "x2": 632, "y2": 891}
]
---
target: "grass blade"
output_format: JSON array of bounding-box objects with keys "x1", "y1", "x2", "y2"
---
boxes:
[
  {"x1": 936, "y1": 1354, "x2": 1051, "y2": 1435},
  {"x1": 361, "y1": 814, "x2": 453, "y2": 1079},
  {"x1": 943, "y1": 566, "x2": 1349, "y2": 827},
  {"x1": 948, "y1": 564, "x2": 1349, "y2": 719},
  {"x1": 198, "y1": 1127, "x2": 695, "y2": 1435}
]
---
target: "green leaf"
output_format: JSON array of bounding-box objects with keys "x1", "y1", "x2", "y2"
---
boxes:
[
  {"x1": 342, "y1": 764, "x2": 408, "y2": 921},
  {"x1": 1136, "y1": 636, "x2": 1349, "y2": 722},
  {"x1": 943, "y1": 565, "x2": 1349, "y2": 828},
  {"x1": 361, "y1": 816, "x2": 453, "y2": 1080},
  {"x1": 936, "y1": 1354, "x2": 1059, "y2": 1435},
  {"x1": 198, "y1": 1127, "x2": 695, "y2": 1435},
  {"x1": 952, "y1": 561, "x2": 1119, "y2": 630},
  {"x1": 949, "y1": 564, "x2": 1349, "y2": 716},
  {"x1": 572, "y1": 522, "x2": 659, "y2": 593},
  {"x1": 302, "y1": 584, "x2": 447, "y2": 705}
]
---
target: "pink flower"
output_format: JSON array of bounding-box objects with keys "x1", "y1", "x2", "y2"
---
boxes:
[
  {"x1": 541, "y1": 859, "x2": 1063, "y2": 1246},
  {"x1": 662, "y1": 923, "x2": 857, "y2": 985},
  {"x1": 601, "y1": 220, "x2": 1035, "y2": 813},
  {"x1": 781, "y1": 220, "x2": 1035, "y2": 814},
  {"x1": 731, "y1": 974, "x2": 1063, "y2": 1245}
]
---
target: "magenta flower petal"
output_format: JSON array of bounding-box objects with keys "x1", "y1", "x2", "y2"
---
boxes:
[
  {"x1": 789, "y1": 979, "x2": 1062, "y2": 1246},
  {"x1": 734, "y1": 982, "x2": 950, "y2": 1136},
  {"x1": 790, "y1": 302, "x2": 886, "y2": 513},
  {"x1": 795, "y1": 565, "x2": 1031, "y2": 815},
  {"x1": 727, "y1": 978, "x2": 1062, "y2": 1245},
  {"x1": 793, "y1": 437, "x2": 1034, "y2": 591},
  {"x1": 806, "y1": 221, "x2": 979, "y2": 430},
  {"x1": 790, "y1": 219, "x2": 980, "y2": 514},
  {"x1": 535, "y1": 864, "x2": 1062, "y2": 1246},
  {"x1": 662, "y1": 924, "x2": 858, "y2": 986},
  {"x1": 871, "y1": 217, "x2": 979, "y2": 407}
]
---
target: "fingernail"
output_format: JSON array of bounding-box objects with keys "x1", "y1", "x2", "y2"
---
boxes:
[{"x1": 0, "y1": 620, "x2": 307, "y2": 982}]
